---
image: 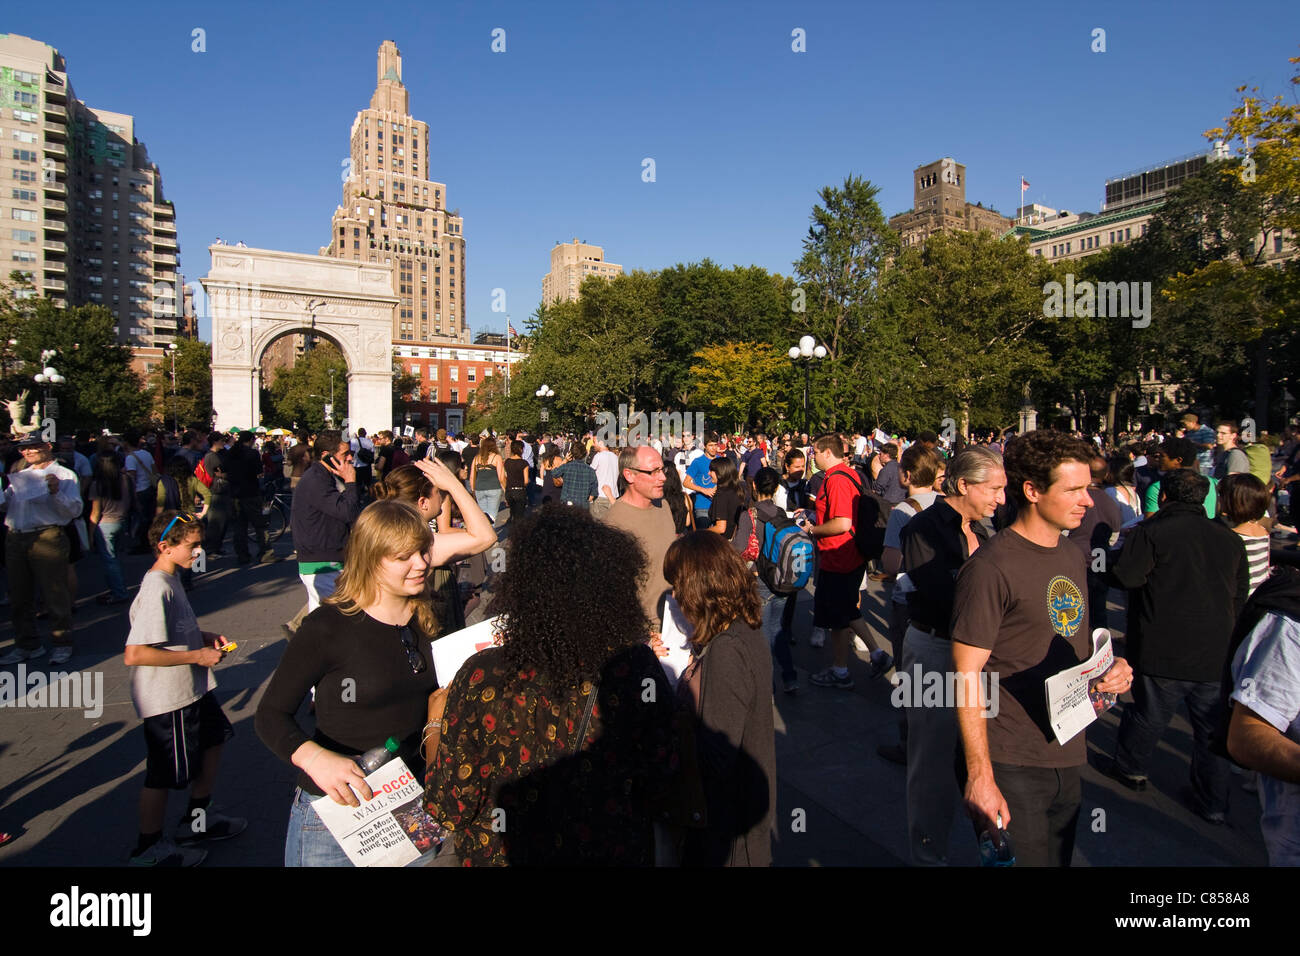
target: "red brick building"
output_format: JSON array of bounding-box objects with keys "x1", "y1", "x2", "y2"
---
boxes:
[{"x1": 393, "y1": 341, "x2": 521, "y2": 435}]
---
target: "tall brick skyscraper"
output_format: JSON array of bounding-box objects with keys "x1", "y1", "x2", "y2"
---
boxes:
[{"x1": 321, "y1": 41, "x2": 467, "y2": 345}]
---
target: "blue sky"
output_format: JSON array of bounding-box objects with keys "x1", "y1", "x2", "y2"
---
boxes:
[{"x1": 9, "y1": 0, "x2": 1299, "y2": 340}]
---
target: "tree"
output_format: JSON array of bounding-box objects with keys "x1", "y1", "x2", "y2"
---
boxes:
[
  {"x1": 149, "y1": 338, "x2": 213, "y2": 429},
  {"x1": 392, "y1": 359, "x2": 420, "y2": 426},
  {"x1": 881, "y1": 231, "x2": 1055, "y2": 435},
  {"x1": 793, "y1": 176, "x2": 900, "y2": 430},
  {"x1": 262, "y1": 341, "x2": 348, "y2": 431},
  {"x1": 688, "y1": 342, "x2": 790, "y2": 432},
  {"x1": 0, "y1": 293, "x2": 151, "y2": 432}
]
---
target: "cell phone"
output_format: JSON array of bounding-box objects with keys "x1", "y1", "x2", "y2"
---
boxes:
[
  {"x1": 218, "y1": 641, "x2": 237, "y2": 653},
  {"x1": 322, "y1": 453, "x2": 338, "y2": 469}
]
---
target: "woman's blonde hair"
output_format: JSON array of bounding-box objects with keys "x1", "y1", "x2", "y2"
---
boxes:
[{"x1": 325, "y1": 499, "x2": 438, "y2": 636}]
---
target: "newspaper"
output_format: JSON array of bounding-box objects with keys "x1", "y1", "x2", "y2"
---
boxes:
[
  {"x1": 311, "y1": 758, "x2": 443, "y2": 867},
  {"x1": 658, "y1": 597, "x2": 694, "y2": 690},
  {"x1": 429, "y1": 615, "x2": 503, "y2": 688},
  {"x1": 1044, "y1": 628, "x2": 1118, "y2": 746}
]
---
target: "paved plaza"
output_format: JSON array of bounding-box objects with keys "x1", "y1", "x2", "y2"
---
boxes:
[{"x1": 0, "y1": 520, "x2": 1281, "y2": 867}]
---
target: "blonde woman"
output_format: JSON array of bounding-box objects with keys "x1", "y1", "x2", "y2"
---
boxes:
[
  {"x1": 469, "y1": 436, "x2": 507, "y2": 526},
  {"x1": 256, "y1": 497, "x2": 452, "y2": 867}
]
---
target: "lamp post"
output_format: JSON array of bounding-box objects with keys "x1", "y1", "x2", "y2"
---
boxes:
[
  {"x1": 166, "y1": 341, "x2": 179, "y2": 435},
  {"x1": 329, "y1": 367, "x2": 336, "y2": 428},
  {"x1": 535, "y1": 384, "x2": 555, "y2": 431},
  {"x1": 787, "y1": 335, "x2": 827, "y2": 435},
  {"x1": 33, "y1": 349, "x2": 65, "y2": 428}
]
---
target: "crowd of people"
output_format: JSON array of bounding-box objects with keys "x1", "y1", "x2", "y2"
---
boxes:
[{"x1": 2, "y1": 411, "x2": 1299, "y2": 866}]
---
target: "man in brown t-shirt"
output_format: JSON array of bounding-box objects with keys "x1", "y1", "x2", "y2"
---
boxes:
[
  {"x1": 951, "y1": 431, "x2": 1134, "y2": 866},
  {"x1": 600, "y1": 444, "x2": 677, "y2": 624}
]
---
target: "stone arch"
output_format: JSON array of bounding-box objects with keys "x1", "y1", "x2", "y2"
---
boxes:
[{"x1": 203, "y1": 246, "x2": 398, "y2": 432}]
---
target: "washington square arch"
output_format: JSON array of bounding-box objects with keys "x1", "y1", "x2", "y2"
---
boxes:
[{"x1": 203, "y1": 246, "x2": 399, "y2": 432}]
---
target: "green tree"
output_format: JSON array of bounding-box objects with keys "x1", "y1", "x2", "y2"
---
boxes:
[
  {"x1": 262, "y1": 341, "x2": 348, "y2": 431},
  {"x1": 881, "y1": 231, "x2": 1055, "y2": 435},
  {"x1": 0, "y1": 294, "x2": 151, "y2": 432},
  {"x1": 392, "y1": 359, "x2": 420, "y2": 427},
  {"x1": 149, "y1": 338, "x2": 213, "y2": 430},
  {"x1": 793, "y1": 175, "x2": 900, "y2": 430},
  {"x1": 688, "y1": 342, "x2": 790, "y2": 432}
]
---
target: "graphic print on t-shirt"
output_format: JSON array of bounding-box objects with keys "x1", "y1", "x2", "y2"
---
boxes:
[{"x1": 1046, "y1": 575, "x2": 1084, "y2": 638}]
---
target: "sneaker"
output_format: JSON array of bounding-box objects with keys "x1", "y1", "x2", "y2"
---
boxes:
[
  {"x1": 853, "y1": 635, "x2": 869, "y2": 653},
  {"x1": 1101, "y1": 758, "x2": 1148, "y2": 791},
  {"x1": 49, "y1": 646, "x2": 73, "y2": 666},
  {"x1": 257, "y1": 550, "x2": 280, "y2": 565},
  {"x1": 129, "y1": 837, "x2": 206, "y2": 867},
  {"x1": 809, "y1": 629, "x2": 826, "y2": 649},
  {"x1": 877, "y1": 743, "x2": 907, "y2": 766},
  {"x1": 0, "y1": 645, "x2": 46, "y2": 666},
  {"x1": 866, "y1": 651, "x2": 893, "y2": 680},
  {"x1": 782, "y1": 676, "x2": 799, "y2": 695},
  {"x1": 175, "y1": 808, "x2": 248, "y2": 844},
  {"x1": 810, "y1": 667, "x2": 854, "y2": 690}
]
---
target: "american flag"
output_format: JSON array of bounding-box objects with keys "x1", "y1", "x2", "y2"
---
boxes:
[
  {"x1": 508, "y1": 323, "x2": 519, "y2": 338},
  {"x1": 1020, "y1": 178, "x2": 1030, "y2": 192}
]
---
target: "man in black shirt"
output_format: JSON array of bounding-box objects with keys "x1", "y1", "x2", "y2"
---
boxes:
[
  {"x1": 898, "y1": 447, "x2": 1002, "y2": 865},
  {"x1": 224, "y1": 431, "x2": 274, "y2": 565}
]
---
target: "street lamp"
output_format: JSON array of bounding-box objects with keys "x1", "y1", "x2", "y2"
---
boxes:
[
  {"x1": 329, "y1": 368, "x2": 336, "y2": 427},
  {"x1": 166, "y1": 342, "x2": 179, "y2": 435},
  {"x1": 33, "y1": 349, "x2": 65, "y2": 426},
  {"x1": 787, "y1": 335, "x2": 827, "y2": 435},
  {"x1": 535, "y1": 384, "x2": 555, "y2": 428}
]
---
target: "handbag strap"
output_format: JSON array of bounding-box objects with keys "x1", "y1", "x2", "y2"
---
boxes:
[{"x1": 574, "y1": 678, "x2": 600, "y2": 752}]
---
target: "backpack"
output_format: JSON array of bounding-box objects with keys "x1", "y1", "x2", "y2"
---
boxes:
[
  {"x1": 194, "y1": 458, "x2": 214, "y2": 488},
  {"x1": 825, "y1": 468, "x2": 890, "y2": 562},
  {"x1": 158, "y1": 474, "x2": 182, "y2": 512},
  {"x1": 756, "y1": 509, "x2": 814, "y2": 594},
  {"x1": 740, "y1": 507, "x2": 760, "y2": 562},
  {"x1": 357, "y1": 444, "x2": 375, "y2": 466},
  {"x1": 1243, "y1": 443, "x2": 1272, "y2": 486}
]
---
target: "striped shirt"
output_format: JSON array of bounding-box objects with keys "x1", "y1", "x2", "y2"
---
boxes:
[{"x1": 1236, "y1": 531, "x2": 1271, "y2": 595}]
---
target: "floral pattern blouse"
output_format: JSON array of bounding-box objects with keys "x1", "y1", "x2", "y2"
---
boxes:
[{"x1": 424, "y1": 643, "x2": 677, "y2": 866}]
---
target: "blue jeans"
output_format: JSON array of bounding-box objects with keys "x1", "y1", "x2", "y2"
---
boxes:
[
  {"x1": 756, "y1": 579, "x2": 797, "y2": 685},
  {"x1": 284, "y1": 786, "x2": 439, "y2": 867},
  {"x1": 1113, "y1": 674, "x2": 1231, "y2": 815},
  {"x1": 95, "y1": 521, "x2": 128, "y2": 599},
  {"x1": 475, "y1": 489, "x2": 502, "y2": 525}
]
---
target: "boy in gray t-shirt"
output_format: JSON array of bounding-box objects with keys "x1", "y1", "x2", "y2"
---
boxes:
[{"x1": 124, "y1": 511, "x2": 245, "y2": 867}]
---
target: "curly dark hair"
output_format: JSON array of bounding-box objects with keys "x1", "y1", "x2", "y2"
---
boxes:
[
  {"x1": 1002, "y1": 430, "x2": 1096, "y2": 506},
  {"x1": 494, "y1": 504, "x2": 651, "y2": 684}
]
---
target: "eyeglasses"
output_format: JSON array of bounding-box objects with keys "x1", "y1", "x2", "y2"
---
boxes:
[
  {"x1": 397, "y1": 625, "x2": 427, "y2": 675},
  {"x1": 158, "y1": 512, "x2": 197, "y2": 542},
  {"x1": 628, "y1": 466, "x2": 666, "y2": 476}
]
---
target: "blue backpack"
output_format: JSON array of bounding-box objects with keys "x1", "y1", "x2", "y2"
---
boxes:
[{"x1": 757, "y1": 509, "x2": 814, "y2": 594}]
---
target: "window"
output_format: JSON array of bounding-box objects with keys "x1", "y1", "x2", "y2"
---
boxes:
[
  {"x1": 11, "y1": 209, "x2": 36, "y2": 221},
  {"x1": 450, "y1": 389, "x2": 458, "y2": 405},
  {"x1": 1274, "y1": 233, "x2": 1283, "y2": 254},
  {"x1": 468, "y1": 367, "x2": 476, "y2": 382},
  {"x1": 450, "y1": 366, "x2": 458, "y2": 381},
  {"x1": 12, "y1": 169, "x2": 36, "y2": 182},
  {"x1": 427, "y1": 365, "x2": 437, "y2": 380},
  {"x1": 11, "y1": 188, "x2": 36, "y2": 201},
  {"x1": 11, "y1": 250, "x2": 35, "y2": 262},
  {"x1": 12, "y1": 149, "x2": 37, "y2": 162}
]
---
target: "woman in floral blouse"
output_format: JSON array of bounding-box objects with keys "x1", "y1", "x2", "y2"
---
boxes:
[{"x1": 423, "y1": 505, "x2": 677, "y2": 865}]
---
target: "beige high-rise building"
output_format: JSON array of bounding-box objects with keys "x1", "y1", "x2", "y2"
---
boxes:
[
  {"x1": 542, "y1": 238, "x2": 623, "y2": 305},
  {"x1": 888, "y1": 158, "x2": 1013, "y2": 249},
  {"x1": 0, "y1": 33, "x2": 182, "y2": 348},
  {"x1": 321, "y1": 41, "x2": 467, "y2": 346}
]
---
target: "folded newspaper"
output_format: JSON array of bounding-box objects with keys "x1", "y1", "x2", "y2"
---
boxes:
[
  {"x1": 312, "y1": 758, "x2": 444, "y2": 867},
  {"x1": 429, "y1": 615, "x2": 504, "y2": 688},
  {"x1": 658, "y1": 596, "x2": 695, "y2": 690},
  {"x1": 1044, "y1": 628, "x2": 1118, "y2": 746}
]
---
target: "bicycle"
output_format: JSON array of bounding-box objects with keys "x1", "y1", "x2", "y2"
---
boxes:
[{"x1": 260, "y1": 482, "x2": 291, "y2": 541}]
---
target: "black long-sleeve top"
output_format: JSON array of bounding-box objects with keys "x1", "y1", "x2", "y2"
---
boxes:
[
  {"x1": 900, "y1": 497, "x2": 990, "y2": 636},
  {"x1": 255, "y1": 604, "x2": 438, "y2": 795},
  {"x1": 289, "y1": 462, "x2": 361, "y2": 563}
]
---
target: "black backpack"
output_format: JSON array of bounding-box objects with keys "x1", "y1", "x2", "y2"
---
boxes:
[
  {"x1": 823, "y1": 468, "x2": 890, "y2": 562},
  {"x1": 158, "y1": 474, "x2": 182, "y2": 512}
]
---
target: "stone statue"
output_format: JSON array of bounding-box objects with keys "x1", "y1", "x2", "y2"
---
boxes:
[{"x1": 4, "y1": 390, "x2": 42, "y2": 437}]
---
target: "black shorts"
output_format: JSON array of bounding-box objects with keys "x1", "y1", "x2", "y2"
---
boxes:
[
  {"x1": 813, "y1": 567, "x2": 865, "y2": 629},
  {"x1": 141, "y1": 692, "x2": 234, "y2": 790}
]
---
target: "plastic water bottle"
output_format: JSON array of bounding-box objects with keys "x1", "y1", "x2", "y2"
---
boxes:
[
  {"x1": 356, "y1": 736, "x2": 400, "y2": 773},
  {"x1": 978, "y1": 814, "x2": 1016, "y2": 866}
]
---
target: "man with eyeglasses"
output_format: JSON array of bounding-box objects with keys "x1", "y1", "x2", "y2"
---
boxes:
[{"x1": 601, "y1": 445, "x2": 676, "y2": 624}]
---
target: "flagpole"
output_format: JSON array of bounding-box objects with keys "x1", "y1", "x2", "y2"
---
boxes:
[{"x1": 505, "y1": 316, "x2": 511, "y2": 399}]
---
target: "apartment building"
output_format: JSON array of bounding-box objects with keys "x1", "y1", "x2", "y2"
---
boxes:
[
  {"x1": 542, "y1": 238, "x2": 623, "y2": 305},
  {"x1": 0, "y1": 33, "x2": 183, "y2": 348},
  {"x1": 393, "y1": 341, "x2": 522, "y2": 435},
  {"x1": 321, "y1": 41, "x2": 467, "y2": 346}
]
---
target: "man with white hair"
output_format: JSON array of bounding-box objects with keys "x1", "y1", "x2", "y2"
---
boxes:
[
  {"x1": 590, "y1": 435, "x2": 620, "y2": 519},
  {"x1": 601, "y1": 445, "x2": 675, "y2": 623}
]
